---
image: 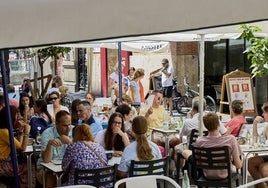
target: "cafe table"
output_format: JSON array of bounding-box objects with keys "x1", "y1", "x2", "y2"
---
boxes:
[
  {"x1": 150, "y1": 127, "x2": 179, "y2": 156},
  {"x1": 241, "y1": 144, "x2": 268, "y2": 184},
  {"x1": 24, "y1": 144, "x2": 41, "y2": 188},
  {"x1": 41, "y1": 160, "x2": 64, "y2": 188},
  {"x1": 24, "y1": 145, "x2": 34, "y2": 188}
]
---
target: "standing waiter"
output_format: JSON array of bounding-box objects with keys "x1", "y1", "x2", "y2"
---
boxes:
[{"x1": 161, "y1": 58, "x2": 174, "y2": 113}]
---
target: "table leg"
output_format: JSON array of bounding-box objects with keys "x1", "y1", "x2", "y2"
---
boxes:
[
  {"x1": 242, "y1": 152, "x2": 250, "y2": 184},
  {"x1": 164, "y1": 134, "x2": 169, "y2": 156},
  {"x1": 26, "y1": 153, "x2": 33, "y2": 188},
  {"x1": 55, "y1": 173, "x2": 64, "y2": 187},
  {"x1": 164, "y1": 135, "x2": 170, "y2": 176},
  {"x1": 42, "y1": 167, "x2": 46, "y2": 188}
]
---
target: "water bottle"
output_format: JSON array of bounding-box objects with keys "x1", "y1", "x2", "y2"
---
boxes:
[
  {"x1": 163, "y1": 111, "x2": 170, "y2": 130},
  {"x1": 246, "y1": 130, "x2": 253, "y2": 145},
  {"x1": 36, "y1": 126, "x2": 42, "y2": 144},
  {"x1": 179, "y1": 114, "x2": 184, "y2": 128},
  {"x1": 259, "y1": 134, "x2": 266, "y2": 145},
  {"x1": 182, "y1": 170, "x2": 190, "y2": 188}
]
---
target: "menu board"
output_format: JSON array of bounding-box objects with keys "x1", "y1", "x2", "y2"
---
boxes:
[
  {"x1": 228, "y1": 77, "x2": 255, "y2": 114},
  {"x1": 220, "y1": 70, "x2": 257, "y2": 116}
]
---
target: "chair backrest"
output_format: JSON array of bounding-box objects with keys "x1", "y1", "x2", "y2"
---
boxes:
[
  {"x1": 129, "y1": 157, "x2": 167, "y2": 177},
  {"x1": 114, "y1": 175, "x2": 181, "y2": 188},
  {"x1": 189, "y1": 129, "x2": 208, "y2": 150},
  {"x1": 74, "y1": 165, "x2": 116, "y2": 187},
  {"x1": 191, "y1": 145, "x2": 231, "y2": 180}
]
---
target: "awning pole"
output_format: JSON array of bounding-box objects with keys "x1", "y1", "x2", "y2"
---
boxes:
[
  {"x1": 0, "y1": 51, "x2": 20, "y2": 187},
  {"x1": 118, "y1": 42, "x2": 123, "y2": 103},
  {"x1": 199, "y1": 34, "x2": 205, "y2": 135}
]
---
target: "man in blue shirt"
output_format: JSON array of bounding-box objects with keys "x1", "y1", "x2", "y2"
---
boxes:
[
  {"x1": 36, "y1": 110, "x2": 73, "y2": 187},
  {"x1": 76, "y1": 100, "x2": 103, "y2": 137}
]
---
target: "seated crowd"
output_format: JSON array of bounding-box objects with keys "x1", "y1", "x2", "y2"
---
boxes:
[{"x1": 2, "y1": 75, "x2": 268, "y2": 188}]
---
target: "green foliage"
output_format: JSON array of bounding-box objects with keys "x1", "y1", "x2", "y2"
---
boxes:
[
  {"x1": 37, "y1": 46, "x2": 71, "y2": 63},
  {"x1": 240, "y1": 24, "x2": 268, "y2": 77}
]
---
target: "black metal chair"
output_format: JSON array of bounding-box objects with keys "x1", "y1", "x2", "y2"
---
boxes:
[
  {"x1": 74, "y1": 165, "x2": 116, "y2": 187},
  {"x1": 129, "y1": 157, "x2": 168, "y2": 177},
  {"x1": 189, "y1": 129, "x2": 208, "y2": 150},
  {"x1": 191, "y1": 145, "x2": 240, "y2": 187},
  {"x1": 176, "y1": 129, "x2": 208, "y2": 182}
]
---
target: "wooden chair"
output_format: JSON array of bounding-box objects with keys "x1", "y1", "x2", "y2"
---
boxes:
[
  {"x1": 129, "y1": 157, "x2": 168, "y2": 177},
  {"x1": 74, "y1": 165, "x2": 116, "y2": 187},
  {"x1": 191, "y1": 145, "x2": 240, "y2": 187},
  {"x1": 114, "y1": 175, "x2": 181, "y2": 188}
]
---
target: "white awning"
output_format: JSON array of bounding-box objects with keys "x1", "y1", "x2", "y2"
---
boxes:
[{"x1": 0, "y1": 0, "x2": 268, "y2": 49}]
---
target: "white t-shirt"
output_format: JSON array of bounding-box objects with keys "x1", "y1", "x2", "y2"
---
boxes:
[
  {"x1": 109, "y1": 72, "x2": 125, "y2": 84},
  {"x1": 161, "y1": 66, "x2": 174, "y2": 87}
]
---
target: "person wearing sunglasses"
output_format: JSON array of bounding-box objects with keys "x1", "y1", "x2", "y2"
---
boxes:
[{"x1": 47, "y1": 91, "x2": 69, "y2": 124}]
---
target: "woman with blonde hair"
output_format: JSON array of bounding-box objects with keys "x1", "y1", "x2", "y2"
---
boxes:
[
  {"x1": 117, "y1": 116, "x2": 162, "y2": 178},
  {"x1": 59, "y1": 85, "x2": 73, "y2": 111},
  {"x1": 62, "y1": 123, "x2": 107, "y2": 185},
  {"x1": 128, "y1": 69, "x2": 145, "y2": 107}
]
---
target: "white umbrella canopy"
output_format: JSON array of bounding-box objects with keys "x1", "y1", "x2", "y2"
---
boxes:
[
  {"x1": 1, "y1": 0, "x2": 268, "y2": 49},
  {"x1": 58, "y1": 41, "x2": 171, "y2": 53}
]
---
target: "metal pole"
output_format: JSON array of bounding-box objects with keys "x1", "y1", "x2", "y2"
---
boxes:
[
  {"x1": 199, "y1": 34, "x2": 205, "y2": 135},
  {"x1": 118, "y1": 42, "x2": 122, "y2": 103},
  {"x1": 0, "y1": 51, "x2": 20, "y2": 187}
]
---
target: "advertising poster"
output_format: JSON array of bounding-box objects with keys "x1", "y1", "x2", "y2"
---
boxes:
[{"x1": 228, "y1": 77, "x2": 255, "y2": 114}]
